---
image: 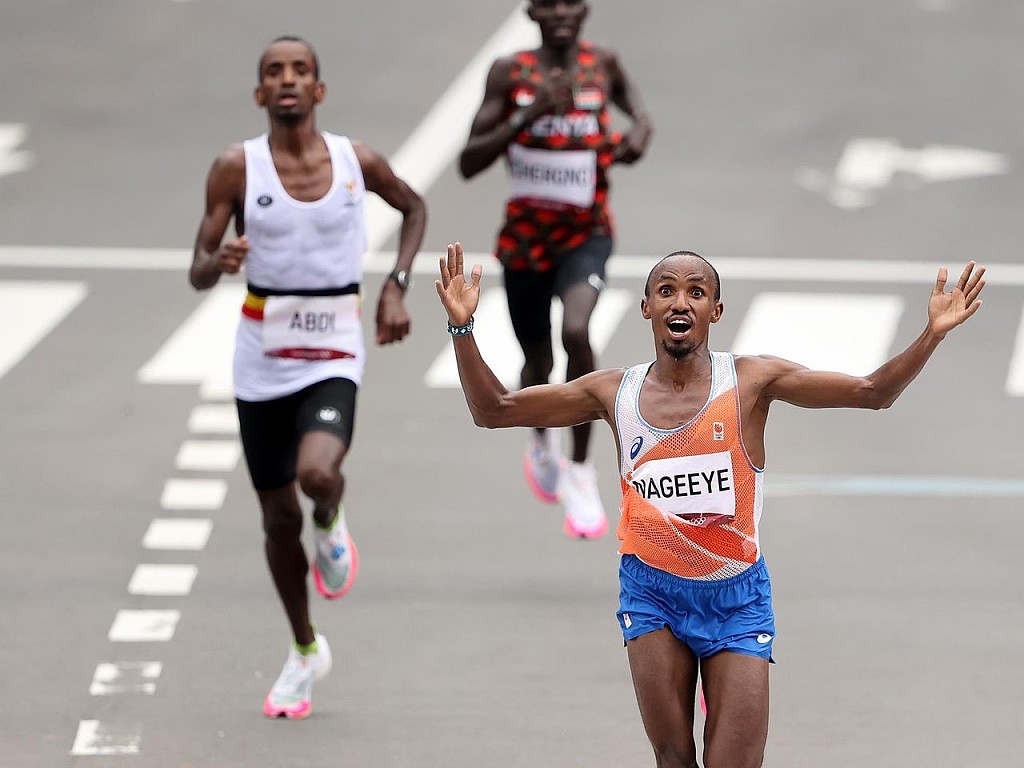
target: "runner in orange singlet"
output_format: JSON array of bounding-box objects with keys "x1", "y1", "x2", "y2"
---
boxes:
[
  {"x1": 459, "y1": 0, "x2": 652, "y2": 539},
  {"x1": 436, "y1": 242, "x2": 986, "y2": 767}
]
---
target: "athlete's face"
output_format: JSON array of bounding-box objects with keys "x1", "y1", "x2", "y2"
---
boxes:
[
  {"x1": 528, "y1": 0, "x2": 588, "y2": 49},
  {"x1": 255, "y1": 41, "x2": 323, "y2": 123},
  {"x1": 641, "y1": 255, "x2": 723, "y2": 360}
]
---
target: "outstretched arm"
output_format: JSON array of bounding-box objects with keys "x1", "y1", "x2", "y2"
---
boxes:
[
  {"x1": 435, "y1": 242, "x2": 616, "y2": 428},
  {"x1": 355, "y1": 142, "x2": 427, "y2": 345},
  {"x1": 754, "y1": 261, "x2": 986, "y2": 410}
]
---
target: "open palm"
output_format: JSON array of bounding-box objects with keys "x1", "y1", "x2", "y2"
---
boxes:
[
  {"x1": 435, "y1": 241, "x2": 482, "y2": 328},
  {"x1": 929, "y1": 260, "x2": 986, "y2": 337}
]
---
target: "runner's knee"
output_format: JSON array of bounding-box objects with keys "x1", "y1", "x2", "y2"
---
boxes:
[
  {"x1": 296, "y1": 463, "x2": 340, "y2": 501},
  {"x1": 650, "y1": 743, "x2": 698, "y2": 768}
]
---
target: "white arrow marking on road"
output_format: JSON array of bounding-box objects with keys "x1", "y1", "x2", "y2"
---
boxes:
[
  {"x1": 0, "y1": 123, "x2": 33, "y2": 178},
  {"x1": 796, "y1": 138, "x2": 1009, "y2": 209}
]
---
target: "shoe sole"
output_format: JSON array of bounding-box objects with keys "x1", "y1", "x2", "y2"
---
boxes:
[
  {"x1": 263, "y1": 696, "x2": 312, "y2": 720},
  {"x1": 563, "y1": 514, "x2": 609, "y2": 540},
  {"x1": 523, "y1": 453, "x2": 559, "y2": 504},
  {"x1": 312, "y1": 533, "x2": 359, "y2": 599}
]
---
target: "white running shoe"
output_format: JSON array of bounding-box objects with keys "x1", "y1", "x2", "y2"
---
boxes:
[
  {"x1": 559, "y1": 460, "x2": 609, "y2": 539},
  {"x1": 523, "y1": 430, "x2": 562, "y2": 504},
  {"x1": 312, "y1": 507, "x2": 359, "y2": 599},
  {"x1": 263, "y1": 633, "x2": 332, "y2": 719}
]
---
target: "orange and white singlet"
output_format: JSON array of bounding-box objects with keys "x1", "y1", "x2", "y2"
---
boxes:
[
  {"x1": 614, "y1": 352, "x2": 765, "y2": 581},
  {"x1": 233, "y1": 132, "x2": 367, "y2": 401}
]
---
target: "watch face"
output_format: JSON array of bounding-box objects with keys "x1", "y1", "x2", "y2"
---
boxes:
[{"x1": 391, "y1": 270, "x2": 411, "y2": 290}]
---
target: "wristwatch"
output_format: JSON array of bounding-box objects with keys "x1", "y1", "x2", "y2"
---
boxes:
[{"x1": 387, "y1": 269, "x2": 412, "y2": 292}]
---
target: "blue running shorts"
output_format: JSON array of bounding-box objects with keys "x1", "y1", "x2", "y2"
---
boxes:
[{"x1": 617, "y1": 554, "x2": 776, "y2": 660}]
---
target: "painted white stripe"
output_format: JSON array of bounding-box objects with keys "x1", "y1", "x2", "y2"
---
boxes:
[
  {"x1": 137, "y1": 283, "x2": 244, "y2": 385},
  {"x1": 1005, "y1": 304, "x2": 1024, "y2": 396},
  {"x1": 160, "y1": 478, "x2": 227, "y2": 510},
  {"x1": 425, "y1": 288, "x2": 631, "y2": 388},
  {"x1": 143, "y1": 518, "x2": 213, "y2": 550},
  {"x1": 90, "y1": 661, "x2": 162, "y2": 696},
  {"x1": 0, "y1": 281, "x2": 86, "y2": 380},
  {"x1": 108, "y1": 609, "x2": 180, "y2": 642},
  {"x1": 0, "y1": 123, "x2": 34, "y2": 177},
  {"x1": 730, "y1": 293, "x2": 903, "y2": 375},
  {"x1": 175, "y1": 439, "x2": 241, "y2": 471},
  {"x1": 70, "y1": 720, "x2": 141, "y2": 756},
  {"x1": 3, "y1": 246, "x2": 1021, "y2": 287},
  {"x1": 188, "y1": 403, "x2": 239, "y2": 434},
  {"x1": 362, "y1": 10, "x2": 539, "y2": 252},
  {"x1": 128, "y1": 564, "x2": 198, "y2": 596}
]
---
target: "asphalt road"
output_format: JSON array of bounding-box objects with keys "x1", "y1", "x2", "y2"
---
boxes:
[{"x1": 1, "y1": 1, "x2": 1022, "y2": 766}]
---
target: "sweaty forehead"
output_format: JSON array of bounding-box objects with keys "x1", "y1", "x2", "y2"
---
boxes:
[{"x1": 260, "y1": 41, "x2": 315, "y2": 73}]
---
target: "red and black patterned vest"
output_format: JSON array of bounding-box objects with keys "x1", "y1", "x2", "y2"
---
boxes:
[{"x1": 496, "y1": 42, "x2": 621, "y2": 272}]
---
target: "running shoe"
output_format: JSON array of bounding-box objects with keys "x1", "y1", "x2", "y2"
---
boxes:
[
  {"x1": 263, "y1": 633, "x2": 332, "y2": 720},
  {"x1": 559, "y1": 460, "x2": 609, "y2": 539},
  {"x1": 312, "y1": 507, "x2": 359, "y2": 599},
  {"x1": 523, "y1": 429, "x2": 562, "y2": 504}
]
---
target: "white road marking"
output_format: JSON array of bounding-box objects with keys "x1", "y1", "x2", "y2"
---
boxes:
[
  {"x1": 108, "y1": 609, "x2": 180, "y2": 642},
  {"x1": 770, "y1": 474, "x2": 1024, "y2": 497},
  {"x1": 138, "y1": 283, "x2": 243, "y2": 386},
  {"x1": 1006, "y1": 304, "x2": 1024, "y2": 396},
  {"x1": 796, "y1": 137, "x2": 1009, "y2": 209},
  {"x1": 363, "y1": 9, "x2": 539, "y2": 252},
  {"x1": 0, "y1": 124, "x2": 34, "y2": 178},
  {"x1": 0, "y1": 280, "x2": 86, "y2": 380},
  {"x1": 90, "y1": 662, "x2": 162, "y2": 696},
  {"x1": 175, "y1": 439, "x2": 241, "y2": 472},
  {"x1": 3, "y1": 246, "x2": 1024, "y2": 285},
  {"x1": 187, "y1": 403, "x2": 238, "y2": 434},
  {"x1": 70, "y1": 720, "x2": 140, "y2": 756},
  {"x1": 730, "y1": 293, "x2": 904, "y2": 375},
  {"x1": 160, "y1": 478, "x2": 227, "y2": 510},
  {"x1": 128, "y1": 564, "x2": 198, "y2": 596},
  {"x1": 143, "y1": 518, "x2": 213, "y2": 550},
  {"x1": 425, "y1": 288, "x2": 631, "y2": 388}
]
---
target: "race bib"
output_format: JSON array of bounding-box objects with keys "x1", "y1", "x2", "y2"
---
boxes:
[
  {"x1": 261, "y1": 294, "x2": 362, "y2": 360},
  {"x1": 507, "y1": 144, "x2": 597, "y2": 208},
  {"x1": 628, "y1": 450, "x2": 736, "y2": 523}
]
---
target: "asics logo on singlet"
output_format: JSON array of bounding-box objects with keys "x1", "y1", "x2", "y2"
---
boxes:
[
  {"x1": 257, "y1": 194, "x2": 273, "y2": 207},
  {"x1": 317, "y1": 407, "x2": 341, "y2": 424},
  {"x1": 630, "y1": 436, "x2": 644, "y2": 460},
  {"x1": 757, "y1": 634, "x2": 772, "y2": 644}
]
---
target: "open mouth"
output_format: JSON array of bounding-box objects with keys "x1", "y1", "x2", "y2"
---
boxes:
[{"x1": 667, "y1": 317, "x2": 692, "y2": 338}]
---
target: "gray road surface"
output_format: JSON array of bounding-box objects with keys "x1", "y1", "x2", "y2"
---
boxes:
[{"x1": 1, "y1": 1, "x2": 1022, "y2": 767}]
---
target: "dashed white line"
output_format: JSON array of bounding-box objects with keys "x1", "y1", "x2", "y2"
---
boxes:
[
  {"x1": 175, "y1": 439, "x2": 241, "y2": 472},
  {"x1": 90, "y1": 662, "x2": 162, "y2": 696},
  {"x1": 128, "y1": 564, "x2": 198, "y2": 596},
  {"x1": 160, "y1": 478, "x2": 228, "y2": 510},
  {"x1": 143, "y1": 518, "x2": 213, "y2": 550},
  {"x1": 70, "y1": 720, "x2": 141, "y2": 756},
  {"x1": 108, "y1": 610, "x2": 181, "y2": 642},
  {"x1": 187, "y1": 403, "x2": 239, "y2": 434}
]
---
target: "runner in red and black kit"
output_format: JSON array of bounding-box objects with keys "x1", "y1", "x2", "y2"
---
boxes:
[{"x1": 459, "y1": 0, "x2": 652, "y2": 539}]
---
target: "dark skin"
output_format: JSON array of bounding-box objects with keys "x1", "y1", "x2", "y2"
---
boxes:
[
  {"x1": 189, "y1": 40, "x2": 426, "y2": 646},
  {"x1": 437, "y1": 243, "x2": 985, "y2": 767},
  {"x1": 458, "y1": 0, "x2": 652, "y2": 464}
]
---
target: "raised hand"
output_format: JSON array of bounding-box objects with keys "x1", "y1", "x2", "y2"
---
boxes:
[
  {"x1": 435, "y1": 242, "x2": 481, "y2": 328},
  {"x1": 929, "y1": 260, "x2": 986, "y2": 338}
]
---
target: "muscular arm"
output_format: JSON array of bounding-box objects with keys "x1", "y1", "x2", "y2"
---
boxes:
[
  {"x1": 436, "y1": 242, "x2": 619, "y2": 428},
  {"x1": 189, "y1": 146, "x2": 245, "y2": 291},
  {"x1": 746, "y1": 261, "x2": 987, "y2": 411},
  {"x1": 354, "y1": 141, "x2": 427, "y2": 344},
  {"x1": 605, "y1": 48, "x2": 653, "y2": 164}
]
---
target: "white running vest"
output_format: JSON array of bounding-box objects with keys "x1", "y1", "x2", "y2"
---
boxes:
[{"x1": 233, "y1": 132, "x2": 368, "y2": 401}]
